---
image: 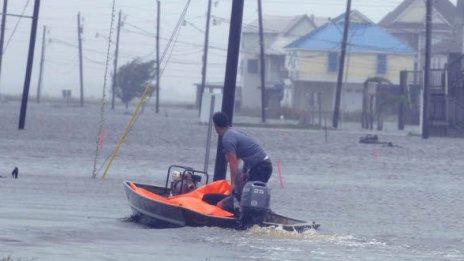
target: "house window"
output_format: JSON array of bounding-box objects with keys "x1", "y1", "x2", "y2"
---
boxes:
[
  {"x1": 377, "y1": 54, "x2": 387, "y2": 74},
  {"x1": 247, "y1": 59, "x2": 258, "y2": 74},
  {"x1": 328, "y1": 52, "x2": 338, "y2": 72}
]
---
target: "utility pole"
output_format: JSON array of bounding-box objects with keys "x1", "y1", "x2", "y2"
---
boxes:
[
  {"x1": 332, "y1": 0, "x2": 351, "y2": 128},
  {"x1": 0, "y1": 0, "x2": 8, "y2": 83},
  {"x1": 37, "y1": 25, "x2": 47, "y2": 104},
  {"x1": 461, "y1": 1, "x2": 464, "y2": 54},
  {"x1": 198, "y1": 0, "x2": 212, "y2": 115},
  {"x1": 18, "y1": 0, "x2": 41, "y2": 130},
  {"x1": 111, "y1": 10, "x2": 122, "y2": 110},
  {"x1": 77, "y1": 12, "x2": 84, "y2": 107},
  {"x1": 213, "y1": 0, "x2": 244, "y2": 181},
  {"x1": 422, "y1": 0, "x2": 432, "y2": 139},
  {"x1": 257, "y1": 0, "x2": 266, "y2": 123},
  {"x1": 156, "y1": 0, "x2": 160, "y2": 114},
  {"x1": 457, "y1": 0, "x2": 464, "y2": 53}
]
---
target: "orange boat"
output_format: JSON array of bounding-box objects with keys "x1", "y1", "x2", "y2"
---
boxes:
[{"x1": 123, "y1": 165, "x2": 319, "y2": 232}]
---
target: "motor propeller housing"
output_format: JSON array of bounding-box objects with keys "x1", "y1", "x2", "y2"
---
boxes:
[{"x1": 239, "y1": 181, "x2": 271, "y2": 228}]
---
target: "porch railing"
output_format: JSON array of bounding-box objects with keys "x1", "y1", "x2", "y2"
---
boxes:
[{"x1": 447, "y1": 96, "x2": 464, "y2": 132}]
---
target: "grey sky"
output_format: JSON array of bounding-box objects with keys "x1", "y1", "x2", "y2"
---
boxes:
[{"x1": 0, "y1": 0, "x2": 456, "y2": 102}]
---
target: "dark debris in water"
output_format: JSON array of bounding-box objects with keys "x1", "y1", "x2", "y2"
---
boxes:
[
  {"x1": 359, "y1": 134, "x2": 402, "y2": 148},
  {"x1": 0, "y1": 237, "x2": 22, "y2": 243}
]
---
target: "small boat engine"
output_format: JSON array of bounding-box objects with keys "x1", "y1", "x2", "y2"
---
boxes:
[
  {"x1": 239, "y1": 181, "x2": 270, "y2": 228},
  {"x1": 170, "y1": 170, "x2": 201, "y2": 195}
]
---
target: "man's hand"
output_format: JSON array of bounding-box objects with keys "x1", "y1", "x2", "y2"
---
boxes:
[{"x1": 228, "y1": 183, "x2": 235, "y2": 195}]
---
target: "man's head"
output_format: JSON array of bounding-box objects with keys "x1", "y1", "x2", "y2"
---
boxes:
[{"x1": 213, "y1": 112, "x2": 229, "y2": 135}]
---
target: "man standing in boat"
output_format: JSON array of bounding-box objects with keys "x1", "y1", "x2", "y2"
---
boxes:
[{"x1": 212, "y1": 112, "x2": 272, "y2": 208}]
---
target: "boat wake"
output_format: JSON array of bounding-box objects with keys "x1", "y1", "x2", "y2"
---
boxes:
[
  {"x1": 120, "y1": 215, "x2": 138, "y2": 223},
  {"x1": 120, "y1": 214, "x2": 154, "y2": 228},
  {"x1": 246, "y1": 224, "x2": 318, "y2": 238},
  {"x1": 246, "y1": 225, "x2": 387, "y2": 248}
]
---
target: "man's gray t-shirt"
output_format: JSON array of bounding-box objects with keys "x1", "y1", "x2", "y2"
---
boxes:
[{"x1": 222, "y1": 127, "x2": 266, "y2": 169}]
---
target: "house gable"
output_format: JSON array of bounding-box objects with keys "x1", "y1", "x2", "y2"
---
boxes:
[
  {"x1": 243, "y1": 15, "x2": 315, "y2": 35},
  {"x1": 331, "y1": 10, "x2": 374, "y2": 24},
  {"x1": 394, "y1": 0, "x2": 450, "y2": 25},
  {"x1": 380, "y1": 0, "x2": 455, "y2": 27},
  {"x1": 283, "y1": 16, "x2": 316, "y2": 37},
  {"x1": 265, "y1": 15, "x2": 318, "y2": 54}
]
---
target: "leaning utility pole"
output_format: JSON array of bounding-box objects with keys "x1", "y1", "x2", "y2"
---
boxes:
[
  {"x1": 198, "y1": 0, "x2": 212, "y2": 115},
  {"x1": 213, "y1": 0, "x2": 244, "y2": 181},
  {"x1": 257, "y1": 0, "x2": 266, "y2": 123},
  {"x1": 111, "y1": 10, "x2": 122, "y2": 110},
  {"x1": 36, "y1": 26, "x2": 47, "y2": 104},
  {"x1": 18, "y1": 0, "x2": 41, "y2": 130},
  {"x1": 422, "y1": 0, "x2": 432, "y2": 139},
  {"x1": 332, "y1": 0, "x2": 352, "y2": 128},
  {"x1": 156, "y1": 0, "x2": 160, "y2": 114},
  {"x1": 0, "y1": 0, "x2": 8, "y2": 82},
  {"x1": 77, "y1": 12, "x2": 84, "y2": 107}
]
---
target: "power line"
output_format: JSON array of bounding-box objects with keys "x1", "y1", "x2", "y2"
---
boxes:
[
  {"x1": 4, "y1": 0, "x2": 32, "y2": 53},
  {"x1": 51, "y1": 27, "x2": 414, "y2": 74}
]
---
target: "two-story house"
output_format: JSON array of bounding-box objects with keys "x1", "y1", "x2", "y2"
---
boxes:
[
  {"x1": 283, "y1": 10, "x2": 416, "y2": 118},
  {"x1": 379, "y1": 0, "x2": 456, "y2": 70},
  {"x1": 240, "y1": 15, "x2": 323, "y2": 114},
  {"x1": 380, "y1": 0, "x2": 464, "y2": 136}
]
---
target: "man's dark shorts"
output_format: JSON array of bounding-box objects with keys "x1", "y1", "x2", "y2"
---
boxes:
[
  {"x1": 202, "y1": 158, "x2": 272, "y2": 214},
  {"x1": 248, "y1": 158, "x2": 272, "y2": 183}
]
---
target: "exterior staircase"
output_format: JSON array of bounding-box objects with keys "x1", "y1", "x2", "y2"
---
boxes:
[{"x1": 428, "y1": 54, "x2": 464, "y2": 137}]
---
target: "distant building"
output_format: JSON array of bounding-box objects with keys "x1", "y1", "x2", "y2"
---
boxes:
[
  {"x1": 239, "y1": 15, "x2": 324, "y2": 114},
  {"x1": 284, "y1": 10, "x2": 415, "y2": 116},
  {"x1": 456, "y1": 0, "x2": 464, "y2": 53},
  {"x1": 377, "y1": 0, "x2": 464, "y2": 137},
  {"x1": 379, "y1": 0, "x2": 457, "y2": 70}
]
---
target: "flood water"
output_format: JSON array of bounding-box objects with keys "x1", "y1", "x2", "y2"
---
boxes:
[{"x1": 1, "y1": 100, "x2": 463, "y2": 260}]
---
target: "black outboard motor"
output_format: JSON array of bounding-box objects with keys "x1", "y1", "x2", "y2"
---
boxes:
[{"x1": 239, "y1": 181, "x2": 271, "y2": 228}]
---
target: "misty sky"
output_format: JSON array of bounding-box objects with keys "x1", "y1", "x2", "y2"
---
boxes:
[{"x1": 0, "y1": 0, "x2": 456, "y2": 102}]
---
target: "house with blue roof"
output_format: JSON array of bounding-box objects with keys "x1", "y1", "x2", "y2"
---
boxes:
[{"x1": 284, "y1": 10, "x2": 415, "y2": 117}]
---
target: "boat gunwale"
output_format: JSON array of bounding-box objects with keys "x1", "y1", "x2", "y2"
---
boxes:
[{"x1": 124, "y1": 181, "x2": 236, "y2": 222}]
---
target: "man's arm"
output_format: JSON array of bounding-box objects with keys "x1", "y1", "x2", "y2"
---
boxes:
[{"x1": 225, "y1": 151, "x2": 239, "y2": 193}]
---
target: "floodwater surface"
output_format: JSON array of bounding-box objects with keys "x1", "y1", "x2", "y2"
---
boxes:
[{"x1": 1, "y1": 101, "x2": 463, "y2": 260}]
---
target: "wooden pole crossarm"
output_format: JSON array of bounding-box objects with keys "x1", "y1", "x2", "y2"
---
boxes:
[{"x1": 0, "y1": 13, "x2": 33, "y2": 19}]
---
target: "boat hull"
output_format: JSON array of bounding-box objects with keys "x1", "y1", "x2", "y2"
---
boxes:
[
  {"x1": 124, "y1": 182, "x2": 186, "y2": 227},
  {"x1": 123, "y1": 181, "x2": 319, "y2": 231}
]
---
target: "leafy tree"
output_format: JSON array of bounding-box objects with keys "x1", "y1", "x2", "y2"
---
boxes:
[{"x1": 113, "y1": 58, "x2": 156, "y2": 109}]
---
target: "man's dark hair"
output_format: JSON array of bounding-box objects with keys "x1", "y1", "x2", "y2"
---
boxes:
[{"x1": 213, "y1": 112, "x2": 229, "y2": 128}]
